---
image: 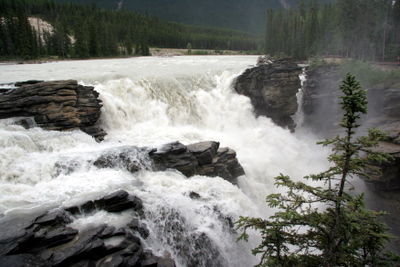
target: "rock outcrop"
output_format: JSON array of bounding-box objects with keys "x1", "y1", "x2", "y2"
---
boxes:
[
  {"x1": 150, "y1": 141, "x2": 245, "y2": 184},
  {"x1": 67, "y1": 141, "x2": 245, "y2": 184},
  {"x1": 234, "y1": 58, "x2": 302, "y2": 132},
  {"x1": 0, "y1": 80, "x2": 106, "y2": 141},
  {"x1": 0, "y1": 190, "x2": 176, "y2": 267}
]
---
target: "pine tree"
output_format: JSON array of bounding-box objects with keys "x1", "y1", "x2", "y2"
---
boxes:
[
  {"x1": 73, "y1": 22, "x2": 89, "y2": 59},
  {"x1": 237, "y1": 73, "x2": 400, "y2": 267},
  {"x1": 16, "y1": 10, "x2": 35, "y2": 59}
]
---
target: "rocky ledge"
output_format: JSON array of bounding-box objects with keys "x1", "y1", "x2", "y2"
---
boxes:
[
  {"x1": 0, "y1": 190, "x2": 176, "y2": 267},
  {"x1": 234, "y1": 58, "x2": 302, "y2": 132},
  {"x1": 58, "y1": 141, "x2": 245, "y2": 184},
  {"x1": 0, "y1": 80, "x2": 106, "y2": 141}
]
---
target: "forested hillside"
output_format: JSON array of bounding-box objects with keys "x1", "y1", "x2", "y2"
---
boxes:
[
  {"x1": 54, "y1": 0, "x2": 335, "y2": 34},
  {"x1": 265, "y1": 0, "x2": 400, "y2": 61},
  {"x1": 0, "y1": 0, "x2": 262, "y2": 60}
]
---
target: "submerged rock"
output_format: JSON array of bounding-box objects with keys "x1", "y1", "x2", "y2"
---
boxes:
[{"x1": 234, "y1": 58, "x2": 302, "y2": 132}]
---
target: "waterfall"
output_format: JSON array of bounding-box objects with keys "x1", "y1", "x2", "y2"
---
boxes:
[{"x1": 0, "y1": 56, "x2": 331, "y2": 266}]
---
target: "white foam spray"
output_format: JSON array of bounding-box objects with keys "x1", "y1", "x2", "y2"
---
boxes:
[{"x1": 0, "y1": 56, "x2": 330, "y2": 266}]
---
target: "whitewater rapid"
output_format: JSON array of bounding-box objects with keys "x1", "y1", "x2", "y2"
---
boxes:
[{"x1": 0, "y1": 56, "x2": 330, "y2": 266}]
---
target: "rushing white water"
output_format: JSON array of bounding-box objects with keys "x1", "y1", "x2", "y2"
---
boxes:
[{"x1": 0, "y1": 56, "x2": 330, "y2": 266}]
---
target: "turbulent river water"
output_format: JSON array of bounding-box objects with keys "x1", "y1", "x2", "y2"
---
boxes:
[{"x1": 0, "y1": 56, "x2": 331, "y2": 266}]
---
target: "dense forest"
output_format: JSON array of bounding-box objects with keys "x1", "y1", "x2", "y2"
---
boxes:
[
  {"x1": 265, "y1": 0, "x2": 400, "y2": 61},
  {"x1": 0, "y1": 0, "x2": 263, "y2": 60},
  {"x1": 54, "y1": 0, "x2": 335, "y2": 34},
  {"x1": 1, "y1": 0, "x2": 399, "y2": 61}
]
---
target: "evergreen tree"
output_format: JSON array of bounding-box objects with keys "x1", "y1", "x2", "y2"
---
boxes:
[
  {"x1": 125, "y1": 34, "x2": 133, "y2": 55},
  {"x1": 391, "y1": 0, "x2": 400, "y2": 59},
  {"x1": 16, "y1": 11, "x2": 35, "y2": 59},
  {"x1": 237, "y1": 73, "x2": 400, "y2": 267},
  {"x1": 73, "y1": 22, "x2": 89, "y2": 58},
  {"x1": 88, "y1": 17, "x2": 100, "y2": 57},
  {"x1": 307, "y1": 0, "x2": 319, "y2": 55}
]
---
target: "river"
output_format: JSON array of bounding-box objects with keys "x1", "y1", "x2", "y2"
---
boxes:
[{"x1": 0, "y1": 56, "x2": 331, "y2": 266}]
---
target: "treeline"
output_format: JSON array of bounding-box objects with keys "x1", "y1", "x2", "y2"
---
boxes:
[
  {"x1": 265, "y1": 0, "x2": 400, "y2": 61},
  {"x1": 0, "y1": 0, "x2": 263, "y2": 60}
]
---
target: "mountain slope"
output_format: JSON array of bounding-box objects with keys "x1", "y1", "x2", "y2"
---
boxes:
[{"x1": 55, "y1": 0, "x2": 335, "y2": 34}]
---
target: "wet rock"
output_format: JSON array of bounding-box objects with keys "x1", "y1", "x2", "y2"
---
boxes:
[
  {"x1": 0, "y1": 254, "x2": 47, "y2": 267},
  {"x1": 65, "y1": 190, "x2": 143, "y2": 216},
  {"x1": 364, "y1": 142, "x2": 400, "y2": 195},
  {"x1": 0, "y1": 191, "x2": 167, "y2": 267},
  {"x1": 95, "y1": 190, "x2": 142, "y2": 213},
  {"x1": 35, "y1": 209, "x2": 73, "y2": 226},
  {"x1": 150, "y1": 141, "x2": 199, "y2": 177},
  {"x1": 93, "y1": 146, "x2": 153, "y2": 173},
  {"x1": 188, "y1": 191, "x2": 201, "y2": 199},
  {"x1": 150, "y1": 141, "x2": 245, "y2": 182},
  {"x1": 234, "y1": 58, "x2": 302, "y2": 132},
  {"x1": 154, "y1": 251, "x2": 176, "y2": 267},
  {"x1": 0, "y1": 80, "x2": 106, "y2": 141},
  {"x1": 127, "y1": 219, "x2": 149, "y2": 239}
]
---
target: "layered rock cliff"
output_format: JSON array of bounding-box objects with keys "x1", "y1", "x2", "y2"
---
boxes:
[
  {"x1": 0, "y1": 80, "x2": 106, "y2": 141},
  {"x1": 234, "y1": 58, "x2": 302, "y2": 132}
]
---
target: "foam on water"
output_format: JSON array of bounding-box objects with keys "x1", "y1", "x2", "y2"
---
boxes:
[{"x1": 0, "y1": 56, "x2": 330, "y2": 266}]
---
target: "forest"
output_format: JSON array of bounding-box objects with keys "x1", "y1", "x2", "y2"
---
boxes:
[
  {"x1": 265, "y1": 0, "x2": 400, "y2": 61},
  {"x1": 54, "y1": 0, "x2": 335, "y2": 34},
  {"x1": 1, "y1": 0, "x2": 399, "y2": 61},
  {"x1": 0, "y1": 0, "x2": 263, "y2": 60}
]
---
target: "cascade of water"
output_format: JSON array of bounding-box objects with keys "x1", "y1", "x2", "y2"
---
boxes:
[{"x1": 0, "y1": 56, "x2": 330, "y2": 266}]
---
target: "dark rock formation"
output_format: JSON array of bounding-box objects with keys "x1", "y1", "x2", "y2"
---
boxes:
[
  {"x1": 234, "y1": 58, "x2": 302, "y2": 132},
  {"x1": 150, "y1": 141, "x2": 245, "y2": 184},
  {"x1": 301, "y1": 65, "x2": 342, "y2": 134},
  {"x1": 54, "y1": 141, "x2": 244, "y2": 184},
  {"x1": 0, "y1": 80, "x2": 106, "y2": 141},
  {"x1": 0, "y1": 190, "x2": 173, "y2": 267},
  {"x1": 302, "y1": 64, "x2": 400, "y2": 253}
]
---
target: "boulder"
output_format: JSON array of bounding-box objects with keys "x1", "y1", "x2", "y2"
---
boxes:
[
  {"x1": 234, "y1": 58, "x2": 302, "y2": 132},
  {"x1": 150, "y1": 141, "x2": 245, "y2": 182},
  {"x1": 0, "y1": 80, "x2": 106, "y2": 141}
]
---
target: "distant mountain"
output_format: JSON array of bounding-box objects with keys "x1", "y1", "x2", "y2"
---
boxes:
[{"x1": 55, "y1": 0, "x2": 335, "y2": 34}]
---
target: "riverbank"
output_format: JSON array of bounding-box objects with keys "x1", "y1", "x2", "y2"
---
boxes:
[{"x1": 0, "y1": 48, "x2": 254, "y2": 65}]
